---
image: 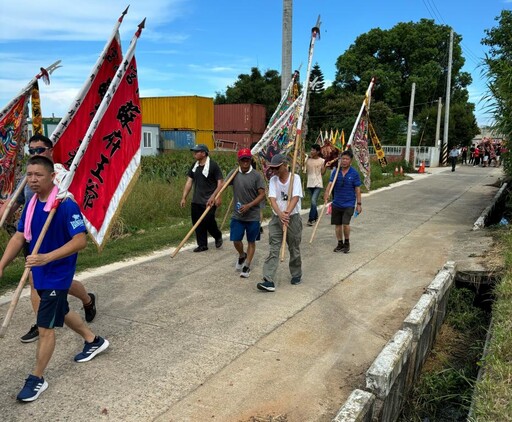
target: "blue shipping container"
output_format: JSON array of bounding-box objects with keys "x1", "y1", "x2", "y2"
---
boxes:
[{"x1": 161, "y1": 130, "x2": 196, "y2": 150}]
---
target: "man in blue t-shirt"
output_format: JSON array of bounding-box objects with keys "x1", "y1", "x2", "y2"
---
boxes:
[
  {"x1": 0, "y1": 134, "x2": 97, "y2": 344},
  {"x1": 0, "y1": 156, "x2": 109, "y2": 402},
  {"x1": 324, "y1": 150, "x2": 362, "y2": 253}
]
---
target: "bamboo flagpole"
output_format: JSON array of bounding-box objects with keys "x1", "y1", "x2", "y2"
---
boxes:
[
  {"x1": 309, "y1": 78, "x2": 374, "y2": 244},
  {"x1": 171, "y1": 168, "x2": 239, "y2": 258},
  {"x1": 0, "y1": 61, "x2": 62, "y2": 122},
  {"x1": 0, "y1": 203, "x2": 60, "y2": 338},
  {"x1": 0, "y1": 177, "x2": 27, "y2": 228},
  {"x1": 309, "y1": 158, "x2": 341, "y2": 243},
  {"x1": 279, "y1": 17, "x2": 321, "y2": 261},
  {"x1": 220, "y1": 197, "x2": 234, "y2": 230}
]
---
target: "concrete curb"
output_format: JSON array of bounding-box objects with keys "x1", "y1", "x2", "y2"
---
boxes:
[
  {"x1": 333, "y1": 261, "x2": 457, "y2": 421},
  {"x1": 332, "y1": 390, "x2": 375, "y2": 422},
  {"x1": 473, "y1": 181, "x2": 508, "y2": 230}
]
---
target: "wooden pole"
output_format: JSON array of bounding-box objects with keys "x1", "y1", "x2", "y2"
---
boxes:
[
  {"x1": 0, "y1": 176, "x2": 26, "y2": 228},
  {"x1": 0, "y1": 207, "x2": 58, "y2": 338},
  {"x1": 220, "y1": 197, "x2": 234, "y2": 230},
  {"x1": 171, "y1": 169, "x2": 238, "y2": 258},
  {"x1": 279, "y1": 135, "x2": 301, "y2": 261},
  {"x1": 309, "y1": 158, "x2": 342, "y2": 244}
]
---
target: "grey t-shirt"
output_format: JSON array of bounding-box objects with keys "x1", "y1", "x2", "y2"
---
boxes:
[{"x1": 228, "y1": 168, "x2": 265, "y2": 222}]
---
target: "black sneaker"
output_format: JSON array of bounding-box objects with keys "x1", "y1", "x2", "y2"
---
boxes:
[
  {"x1": 260, "y1": 226, "x2": 264, "y2": 234},
  {"x1": 291, "y1": 276, "x2": 302, "y2": 285},
  {"x1": 84, "y1": 293, "x2": 97, "y2": 323},
  {"x1": 215, "y1": 238, "x2": 223, "y2": 248},
  {"x1": 344, "y1": 242, "x2": 350, "y2": 254},
  {"x1": 257, "y1": 278, "x2": 275, "y2": 292},
  {"x1": 20, "y1": 324, "x2": 39, "y2": 343},
  {"x1": 240, "y1": 266, "x2": 251, "y2": 278},
  {"x1": 307, "y1": 220, "x2": 314, "y2": 226},
  {"x1": 193, "y1": 245, "x2": 208, "y2": 252},
  {"x1": 333, "y1": 243, "x2": 344, "y2": 253},
  {"x1": 235, "y1": 253, "x2": 247, "y2": 271}
]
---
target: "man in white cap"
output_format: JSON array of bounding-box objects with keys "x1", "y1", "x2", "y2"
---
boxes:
[{"x1": 257, "y1": 154, "x2": 303, "y2": 292}]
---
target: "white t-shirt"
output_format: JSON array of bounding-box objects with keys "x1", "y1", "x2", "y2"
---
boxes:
[
  {"x1": 268, "y1": 173, "x2": 303, "y2": 215},
  {"x1": 306, "y1": 157, "x2": 325, "y2": 188}
]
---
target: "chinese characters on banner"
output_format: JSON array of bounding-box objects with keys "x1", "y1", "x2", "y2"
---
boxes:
[
  {"x1": 67, "y1": 57, "x2": 141, "y2": 246},
  {"x1": 52, "y1": 37, "x2": 122, "y2": 167}
]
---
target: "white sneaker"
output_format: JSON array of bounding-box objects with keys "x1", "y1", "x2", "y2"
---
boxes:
[{"x1": 240, "y1": 266, "x2": 251, "y2": 278}]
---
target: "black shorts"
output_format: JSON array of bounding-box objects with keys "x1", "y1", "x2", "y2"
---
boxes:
[
  {"x1": 37, "y1": 289, "x2": 70, "y2": 328},
  {"x1": 331, "y1": 206, "x2": 354, "y2": 225}
]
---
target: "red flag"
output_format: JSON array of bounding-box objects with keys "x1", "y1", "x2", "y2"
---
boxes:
[
  {"x1": 66, "y1": 56, "x2": 141, "y2": 247},
  {"x1": 55, "y1": 21, "x2": 144, "y2": 248},
  {"x1": 0, "y1": 93, "x2": 30, "y2": 202},
  {"x1": 52, "y1": 33, "x2": 123, "y2": 166}
]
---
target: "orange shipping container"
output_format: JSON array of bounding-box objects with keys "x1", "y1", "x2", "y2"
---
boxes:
[
  {"x1": 141, "y1": 96, "x2": 214, "y2": 131},
  {"x1": 214, "y1": 104, "x2": 266, "y2": 134}
]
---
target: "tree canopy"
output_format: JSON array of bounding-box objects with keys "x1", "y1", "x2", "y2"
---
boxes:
[
  {"x1": 481, "y1": 10, "x2": 512, "y2": 175},
  {"x1": 215, "y1": 19, "x2": 480, "y2": 147}
]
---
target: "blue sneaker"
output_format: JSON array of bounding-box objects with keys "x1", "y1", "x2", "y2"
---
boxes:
[
  {"x1": 291, "y1": 276, "x2": 302, "y2": 285},
  {"x1": 74, "y1": 337, "x2": 109, "y2": 363},
  {"x1": 257, "y1": 278, "x2": 275, "y2": 292},
  {"x1": 17, "y1": 374, "x2": 48, "y2": 402}
]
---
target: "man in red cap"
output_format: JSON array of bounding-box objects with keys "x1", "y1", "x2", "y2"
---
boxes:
[{"x1": 227, "y1": 148, "x2": 266, "y2": 278}]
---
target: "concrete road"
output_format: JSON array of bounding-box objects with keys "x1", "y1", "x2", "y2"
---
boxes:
[{"x1": 0, "y1": 165, "x2": 502, "y2": 421}]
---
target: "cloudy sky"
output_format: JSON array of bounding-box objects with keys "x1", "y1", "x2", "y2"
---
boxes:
[{"x1": 1, "y1": 0, "x2": 510, "y2": 125}]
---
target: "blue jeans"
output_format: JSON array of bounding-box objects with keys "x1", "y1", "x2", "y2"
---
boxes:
[{"x1": 308, "y1": 187, "x2": 321, "y2": 222}]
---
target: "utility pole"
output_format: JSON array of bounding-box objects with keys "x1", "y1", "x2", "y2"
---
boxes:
[
  {"x1": 442, "y1": 30, "x2": 453, "y2": 166},
  {"x1": 435, "y1": 97, "x2": 442, "y2": 146},
  {"x1": 281, "y1": 0, "x2": 292, "y2": 95},
  {"x1": 405, "y1": 82, "x2": 416, "y2": 165}
]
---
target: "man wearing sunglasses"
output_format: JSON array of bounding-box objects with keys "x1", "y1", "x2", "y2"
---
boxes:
[
  {"x1": 0, "y1": 134, "x2": 97, "y2": 343},
  {"x1": 324, "y1": 149, "x2": 362, "y2": 253}
]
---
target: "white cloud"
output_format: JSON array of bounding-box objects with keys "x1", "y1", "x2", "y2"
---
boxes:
[{"x1": 0, "y1": 0, "x2": 190, "y2": 41}]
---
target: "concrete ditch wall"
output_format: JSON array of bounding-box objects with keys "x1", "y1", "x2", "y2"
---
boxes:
[{"x1": 333, "y1": 262, "x2": 456, "y2": 422}]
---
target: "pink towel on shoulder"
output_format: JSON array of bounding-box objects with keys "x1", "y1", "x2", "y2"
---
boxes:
[{"x1": 24, "y1": 185, "x2": 59, "y2": 242}]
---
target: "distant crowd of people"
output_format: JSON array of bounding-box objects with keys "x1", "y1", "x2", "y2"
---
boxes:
[{"x1": 450, "y1": 139, "x2": 506, "y2": 172}]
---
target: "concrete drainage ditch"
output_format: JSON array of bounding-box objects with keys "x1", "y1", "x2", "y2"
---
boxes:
[{"x1": 332, "y1": 182, "x2": 508, "y2": 422}]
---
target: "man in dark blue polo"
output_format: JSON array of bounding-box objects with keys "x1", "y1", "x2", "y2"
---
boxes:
[{"x1": 324, "y1": 150, "x2": 362, "y2": 253}]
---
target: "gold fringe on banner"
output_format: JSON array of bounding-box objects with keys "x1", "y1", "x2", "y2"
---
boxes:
[
  {"x1": 369, "y1": 120, "x2": 388, "y2": 167},
  {"x1": 31, "y1": 81, "x2": 43, "y2": 135}
]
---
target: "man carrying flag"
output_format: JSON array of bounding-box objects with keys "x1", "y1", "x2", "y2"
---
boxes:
[
  {"x1": 0, "y1": 135, "x2": 97, "y2": 343},
  {"x1": 0, "y1": 155, "x2": 109, "y2": 402},
  {"x1": 257, "y1": 154, "x2": 303, "y2": 292},
  {"x1": 324, "y1": 149, "x2": 362, "y2": 253}
]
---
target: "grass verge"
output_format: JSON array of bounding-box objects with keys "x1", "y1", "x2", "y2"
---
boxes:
[{"x1": 470, "y1": 229, "x2": 512, "y2": 422}]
